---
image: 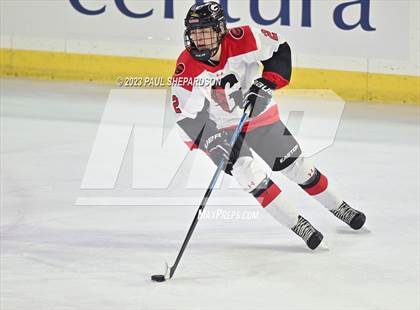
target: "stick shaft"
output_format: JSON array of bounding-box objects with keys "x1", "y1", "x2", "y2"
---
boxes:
[{"x1": 169, "y1": 112, "x2": 249, "y2": 278}]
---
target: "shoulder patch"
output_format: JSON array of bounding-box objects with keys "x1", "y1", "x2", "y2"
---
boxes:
[
  {"x1": 175, "y1": 63, "x2": 185, "y2": 75},
  {"x1": 229, "y1": 27, "x2": 244, "y2": 40}
]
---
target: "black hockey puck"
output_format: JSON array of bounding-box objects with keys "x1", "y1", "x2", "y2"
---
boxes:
[{"x1": 151, "y1": 274, "x2": 166, "y2": 282}]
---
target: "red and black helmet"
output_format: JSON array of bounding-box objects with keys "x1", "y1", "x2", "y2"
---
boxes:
[{"x1": 184, "y1": 2, "x2": 227, "y2": 62}]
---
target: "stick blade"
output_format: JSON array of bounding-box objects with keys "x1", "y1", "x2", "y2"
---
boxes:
[{"x1": 151, "y1": 262, "x2": 171, "y2": 282}]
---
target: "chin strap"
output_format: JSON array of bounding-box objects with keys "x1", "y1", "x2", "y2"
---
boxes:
[
  {"x1": 191, "y1": 45, "x2": 220, "y2": 62},
  {"x1": 191, "y1": 48, "x2": 213, "y2": 62}
]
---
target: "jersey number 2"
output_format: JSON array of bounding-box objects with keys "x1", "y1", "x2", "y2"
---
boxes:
[
  {"x1": 261, "y1": 29, "x2": 278, "y2": 41},
  {"x1": 172, "y1": 95, "x2": 182, "y2": 113}
]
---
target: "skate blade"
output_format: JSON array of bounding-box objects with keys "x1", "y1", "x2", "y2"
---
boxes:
[
  {"x1": 360, "y1": 226, "x2": 371, "y2": 233},
  {"x1": 315, "y1": 238, "x2": 330, "y2": 252}
]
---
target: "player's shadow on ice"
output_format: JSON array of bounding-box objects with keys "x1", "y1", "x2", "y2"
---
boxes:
[
  {"x1": 335, "y1": 227, "x2": 371, "y2": 235},
  {"x1": 231, "y1": 243, "x2": 316, "y2": 254}
]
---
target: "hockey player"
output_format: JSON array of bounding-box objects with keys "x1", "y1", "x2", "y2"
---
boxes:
[{"x1": 171, "y1": 2, "x2": 366, "y2": 250}]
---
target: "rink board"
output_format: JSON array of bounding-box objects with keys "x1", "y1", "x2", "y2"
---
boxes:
[{"x1": 1, "y1": 48, "x2": 419, "y2": 104}]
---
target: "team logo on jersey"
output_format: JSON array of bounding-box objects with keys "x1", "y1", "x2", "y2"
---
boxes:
[
  {"x1": 229, "y1": 27, "x2": 244, "y2": 40},
  {"x1": 175, "y1": 63, "x2": 185, "y2": 75},
  {"x1": 211, "y1": 85, "x2": 230, "y2": 112},
  {"x1": 211, "y1": 74, "x2": 242, "y2": 113}
]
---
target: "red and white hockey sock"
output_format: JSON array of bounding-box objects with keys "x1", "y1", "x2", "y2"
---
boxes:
[
  {"x1": 250, "y1": 177, "x2": 300, "y2": 228},
  {"x1": 231, "y1": 156, "x2": 300, "y2": 228},
  {"x1": 282, "y1": 157, "x2": 343, "y2": 211},
  {"x1": 299, "y1": 168, "x2": 342, "y2": 211}
]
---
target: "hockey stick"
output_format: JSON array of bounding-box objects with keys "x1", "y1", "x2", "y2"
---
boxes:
[{"x1": 151, "y1": 108, "x2": 250, "y2": 282}]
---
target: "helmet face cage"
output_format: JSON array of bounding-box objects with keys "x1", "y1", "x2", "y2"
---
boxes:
[{"x1": 184, "y1": 2, "x2": 227, "y2": 61}]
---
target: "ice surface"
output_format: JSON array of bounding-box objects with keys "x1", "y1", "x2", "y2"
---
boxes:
[{"x1": 1, "y1": 78, "x2": 419, "y2": 310}]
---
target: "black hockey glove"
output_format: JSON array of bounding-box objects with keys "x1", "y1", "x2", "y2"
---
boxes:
[
  {"x1": 204, "y1": 130, "x2": 233, "y2": 172},
  {"x1": 242, "y1": 78, "x2": 276, "y2": 118},
  {"x1": 203, "y1": 130, "x2": 249, "y2": 174}
]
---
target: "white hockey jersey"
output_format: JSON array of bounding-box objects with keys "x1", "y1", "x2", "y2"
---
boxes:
[{"x1": 171, "y1": 25, "x2": 290, "y2": 150}]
